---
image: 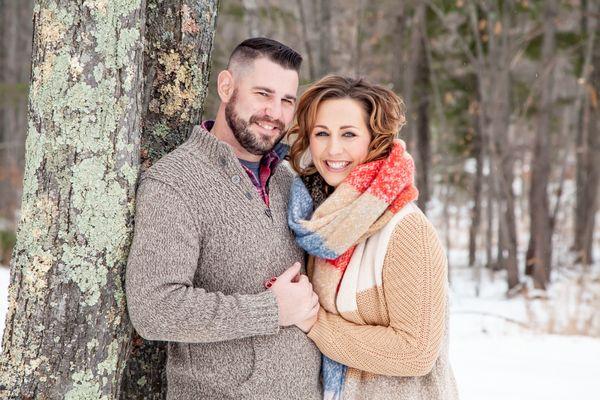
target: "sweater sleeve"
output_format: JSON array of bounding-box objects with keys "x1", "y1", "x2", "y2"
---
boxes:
[
  {"x1": 307, "y1": 212, "x2": 447, "y2": 376},
  {"x1": 125, "y1": 177, "x2": 279, "y2": 343}
]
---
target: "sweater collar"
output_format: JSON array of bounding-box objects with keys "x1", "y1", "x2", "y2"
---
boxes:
[{"x1": 189, "y1": 121, "x2": 288, "y2": 166}]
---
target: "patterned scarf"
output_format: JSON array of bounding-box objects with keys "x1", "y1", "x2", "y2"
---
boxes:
[{"x1": 288, "y1": 140, "x2": 418, "y2": 399}]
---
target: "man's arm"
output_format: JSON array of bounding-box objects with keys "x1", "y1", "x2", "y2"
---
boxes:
[{"x1": 125, "y1": 177, "x2": 279, "y2": 343}]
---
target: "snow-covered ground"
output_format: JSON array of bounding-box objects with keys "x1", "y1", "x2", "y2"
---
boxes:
[
  {"x1": 449, "y1": 265, "x2": 600, "y2": 400},
  {"x1": 1, "y1": 263, "x2": 599, "y2": 399}
]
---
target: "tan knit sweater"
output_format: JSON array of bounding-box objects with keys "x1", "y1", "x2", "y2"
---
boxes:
[
  {"x1": 308, "y1": 207, "x2": 459, "y2": 399},
  {"x1": 126, "y1": 125, "x2": 321, "y2": 399}
]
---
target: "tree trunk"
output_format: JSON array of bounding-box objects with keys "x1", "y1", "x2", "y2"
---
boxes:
[
  {"x1": 402, "y1": 3, "x2": 426, "y2": 152},
  {"x1": 354, "y1": 0, "x2": 365, "y2": 76},
  {"x1": 0, "y1": 0, "x2": 33, "y2": 226},
  {"x1": 574, "y1": 0, "x2": 599, "y2": 265},
  {"x1": 242, "y1": 0, "x2": 260, "y2": 38},
  {"x1": 469, "y1": 1, "x2": 520, "y2": 291},
  {"x1": 139, "y1": 0, "x2": 219, "y2": 171},
  {"x1": 0, "y1": 0, "x2": 218, "y2": 398},
  {"x1": 469, "y1": 107, "x2": 483, "y2": 267},
  {"x1": 415, "y1": 31, "x2": 431, "y2": 211},
  {"x1": 526, "y1": 0, "x2": 556, "y2": 289},
  {"x1": 0, "y1": 1, "x2": 145, "y2": 397},
  {"x1": 119, "y1": 1, "x2": 218, "y2": 398},
  {"x1": 296, "y1": 0, "x2": 317, "y2": 81},
  {"x1": 317, "y1": 0, "x2": 332, "y2": 77},
  {"x1": 391, "y1": 3, "x2": 406, "y2": 92}
]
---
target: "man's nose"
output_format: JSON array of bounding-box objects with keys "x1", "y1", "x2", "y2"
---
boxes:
[{"x1": 264, "y1": 98, "x2": 282, "y2": 120}]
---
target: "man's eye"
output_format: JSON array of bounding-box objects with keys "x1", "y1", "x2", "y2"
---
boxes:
[
  {"x1": 257, "y1": 92, "x2": 268, "y2": 97},
  {"x1": 283, "y1": 99, "x2": 294, "y2": 105}
]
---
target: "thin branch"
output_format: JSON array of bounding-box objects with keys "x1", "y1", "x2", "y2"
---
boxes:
[{"x1": 425, "y1": 0, "x2": 478, "y2": 66}]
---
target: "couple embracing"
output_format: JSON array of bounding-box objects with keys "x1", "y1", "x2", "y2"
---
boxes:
[{"x1": 126, "y1": 38, "x2": 459, "y2": 400}]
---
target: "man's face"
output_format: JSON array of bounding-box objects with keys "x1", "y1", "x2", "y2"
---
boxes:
[{"x1": 225, "y1": 58, "x2": 299, "y2": 156}]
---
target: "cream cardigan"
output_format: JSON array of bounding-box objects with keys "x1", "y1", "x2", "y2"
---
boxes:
[{"x1": 307, "y1": 204, "x2": 459, "y2": 399}]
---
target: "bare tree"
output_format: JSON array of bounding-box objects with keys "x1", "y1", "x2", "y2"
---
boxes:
[
  {"x1": 467, "y1": 1, "x2": 520, "y2": 291},
  {"x1": 415, "y1": 29, "x2": 431, "y2": 211},
  {"x1": 526, "y1": 0, "x2": 557, "y2": 290},
  {"x1": 0, "y1": 0, "x2": 33, "y2": 226},
  {"x1": 469, "y1": 106, "x2": 483, "y2": 268},
  {"x1": 296, "y1": 0, "x2": 317, "y2": 80},
  {"x1": 242, "y1": 0, "x2": 261, "y2": 37},
  {"x1": 574, "y1": 0, "x2": 599, "y2": 265},
  {"x1": 317, "y1": 0, "x2": 332, "y2": 76}
]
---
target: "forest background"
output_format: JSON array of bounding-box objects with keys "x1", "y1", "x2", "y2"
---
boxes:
[{"x1": 0, "y1": 0, "x2": 598, "y2": 399}]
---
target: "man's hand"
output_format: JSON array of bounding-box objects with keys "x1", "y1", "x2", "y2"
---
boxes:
[
  {"x1": 295, "y1": 309, "x2": 318, "y2": 333},
  {"x1": 270, "y1": 262, "x2": 319, "y2": 327}
]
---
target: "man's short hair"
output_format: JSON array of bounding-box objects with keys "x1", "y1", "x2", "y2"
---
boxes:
[{"x1": 228, "y1": 37, "x2": 302, "y2": 73}]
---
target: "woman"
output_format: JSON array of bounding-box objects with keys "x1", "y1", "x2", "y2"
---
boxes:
[{"x1": 286, "y1": 76, "x2": 459, "y2": 399}]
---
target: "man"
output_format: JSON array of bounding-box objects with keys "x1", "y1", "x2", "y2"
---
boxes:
[{"x1": 126, "y1": 38, "x2": 321, "y2": 399}]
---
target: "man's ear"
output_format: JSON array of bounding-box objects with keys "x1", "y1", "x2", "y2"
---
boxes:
[{"x1": 217, "y1": 70, "x2": 235, "y2": 102}]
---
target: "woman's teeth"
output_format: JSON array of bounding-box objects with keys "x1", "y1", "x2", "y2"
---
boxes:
[{"x1": 325, "y1": 161, "x2": 351, "y2": 170}]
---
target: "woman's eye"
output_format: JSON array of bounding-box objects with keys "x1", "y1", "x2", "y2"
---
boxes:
[
  {"x1": 342, "y1": 131, "x2": 357, "y2": 137},
  {"x1": 315, "y1": 131, "x2": 328, "y2": 137}
]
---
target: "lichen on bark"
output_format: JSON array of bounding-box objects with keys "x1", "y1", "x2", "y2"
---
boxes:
[{"x1": 0, "y1": 0, "x2": 144, "y2": 398}]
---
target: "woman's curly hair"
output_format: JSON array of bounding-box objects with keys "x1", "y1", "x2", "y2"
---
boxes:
[{"x1": 287, "y1": 75, "x2": 406, "y2": 176}]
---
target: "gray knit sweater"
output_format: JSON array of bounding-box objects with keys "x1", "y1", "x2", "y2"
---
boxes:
[{"x1": 125, "y1": 125, "x2": 322, "y2": 399}]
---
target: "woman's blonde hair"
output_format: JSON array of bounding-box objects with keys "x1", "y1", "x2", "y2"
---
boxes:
[{"x1": 288, "y1": 75, "x2": 406, "y2": 175}]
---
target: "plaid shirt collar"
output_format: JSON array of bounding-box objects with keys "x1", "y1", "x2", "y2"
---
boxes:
[{"x1": 201, "y1": 120, "x2": 288, "y2": 207}]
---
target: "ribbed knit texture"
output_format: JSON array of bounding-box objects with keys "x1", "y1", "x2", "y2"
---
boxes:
[
  {"x1": 126, "y1": 125, "x2": 321, "y2": 400},
  {"x1": 307, "y1": 208, "x2": 459, "y2": 399}
]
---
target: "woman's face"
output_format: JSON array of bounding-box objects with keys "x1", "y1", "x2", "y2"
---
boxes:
[{"x1": 309, "y1": 98, "x2": 372, "y2": 188}]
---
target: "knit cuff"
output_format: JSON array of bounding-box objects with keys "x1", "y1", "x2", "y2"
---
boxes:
[
  {"x1": 307, "y1": 317, "x2": 334, "y2": 349},
  {"x1": 240, "y1": 290, "x2": 280, "y2": 336}
]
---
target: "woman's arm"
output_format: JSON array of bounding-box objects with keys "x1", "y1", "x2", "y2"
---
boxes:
[{"x1": 307, "y1": 212, "x2": 447, "y2": 377}]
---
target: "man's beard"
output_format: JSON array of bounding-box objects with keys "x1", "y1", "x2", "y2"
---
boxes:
[{"x1": 225, "y1": 90, "x2": 286, "y2": 156}]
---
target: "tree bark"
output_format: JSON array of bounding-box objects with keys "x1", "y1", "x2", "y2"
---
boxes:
[
  {"x1": 0, "y1": 0, "x2": 145, "y2": 397},
  {"x1": 402, "y1": 3, "x2": 426, "y2": 152},
  {"x1": 317, "y1": 0, "x2": 332, "y2": 77},
  {"x1": 119, "y1": 1, "x2": 218, "y2": 398},
  {"x1": 574, "y1": 0, "x2": 599, "y2": 265},
  {"x1": 0, "y1": 0, "x2": 33, "y2": 226},
  {"x1": 468, "y1": 1, "x2": 520, "y2": 291},
  {"x1": 526, "y1": 0, "x2": 557, "y2": 289},
  {"x1": 0, "y1": 1, "x2": 218, "y2": 398},
  {"x1": 391, "y1": 3, "x2": 406, "y2": 91},
  {"x1": 469, "y1": 106, "x2": 483, "y2": 267},
  {"x1": 415, "y1": 31, "x2": 431, "y2": 211},
  {"x1": 242, "y1": 0, "x2": 260, "y2": 38},
  {"x1": 139, "y1": 0, "x2": 219, "y2": 171},
  {"x1": 296, "y1": 0, "x2": 316, "y2": 81}
]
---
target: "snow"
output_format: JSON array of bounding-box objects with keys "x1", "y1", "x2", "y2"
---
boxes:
[
  {"x1": 449, "y1": 265, "x2": 600, "y2": 400},
  {"x1": 450, "y1": 328, "x2": 600, "y2": 400},
  {"x1": 1, "y1": 263, "x2": 599, "y2": 399}
]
